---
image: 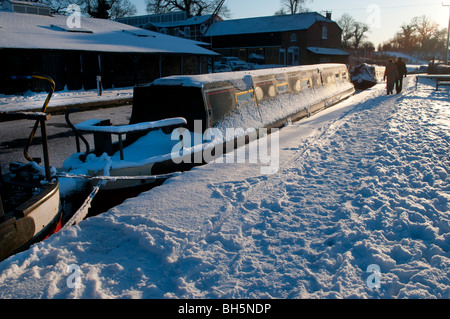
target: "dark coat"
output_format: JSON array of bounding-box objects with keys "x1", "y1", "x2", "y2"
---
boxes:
[
  {"x1": 384, "y1": 62, "x2": 399, "y2": 93},
  {"x1": 396, "y1": 61, "x2": 407, "y2": 77},
  {"x1": 384, "y1": 62, "x2": 399, "y2": 80}
]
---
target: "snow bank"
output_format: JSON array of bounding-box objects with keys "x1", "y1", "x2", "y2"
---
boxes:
[
  {"x1": 0, "y1": 76, "x2": 448, "y2": 299},
  {"x1": 379, "y1": 52, "x2": 427, "y2": 65},
  {"x1": 0, "y1": 87, "x2": 133, "y2": 112}
]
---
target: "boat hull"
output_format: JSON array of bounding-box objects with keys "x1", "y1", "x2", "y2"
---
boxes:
[{"x1": 0, "y1": 181, "x2": 62, "y2": 261}]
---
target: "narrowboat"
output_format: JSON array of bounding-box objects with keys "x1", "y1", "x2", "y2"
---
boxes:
[
  {"x1": 62, "y1": 64, "x2": 355, "y2": 193},
  {"x1": 351, "y1": 63, "x2": 386, "y2": 90}
]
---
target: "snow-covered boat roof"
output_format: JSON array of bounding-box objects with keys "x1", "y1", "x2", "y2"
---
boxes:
[
  {"x1": 205, "y1": 12, "x2": 334, "y2": 37},
  {"x1": 0, "y1": 11, "x2": 218, "y2": 55},
  {"x1": 152, "y1": 63, "x2": 346, "y2": 88}
]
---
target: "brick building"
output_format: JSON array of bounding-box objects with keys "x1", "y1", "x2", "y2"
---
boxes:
[{"x1": 204, "y1": 12, "x2": 349, "y2": 66}]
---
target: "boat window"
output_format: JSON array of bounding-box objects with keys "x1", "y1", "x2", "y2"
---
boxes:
[
  {"x1": 276, "y1": 83, "x2": 289, "y2": 94},
  {"x1": 254, "y1": 86, "x2": 264, "y2": 102},
  {"x1": 235, "y1": 90, "x2": 256, "y2": 109},
  {"x1": 301, "y1": 78, "x2": 312, "y2": 89},
  {"x1": 292, "y1": 79, "x2": 301, "y2": 92},
  {"x1": 335, "y1": 73, "x2": 341, "y2": 82}
]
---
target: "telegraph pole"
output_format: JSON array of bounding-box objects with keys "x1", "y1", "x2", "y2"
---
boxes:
[{"x1": 444, "y1": 3, "x2": 450, "y2": 64}]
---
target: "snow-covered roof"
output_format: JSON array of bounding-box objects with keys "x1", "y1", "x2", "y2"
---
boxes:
[
  {"x1": 148, "y1": 14, "x2": 213, "y2": 28},
  {"x1": 307, "y1": 47, "x2": 349, "y2": 56},
  {"x1": 3, "y1": 0, "x2": 50, "y2": 8},
  {"x1": 152, "y1": 63, "x2": 346, "y2": 88},
  {"x1": 152, "y1": 63, "x2": 341, "y2": 90},
  {"x1": 205, "y1": 12, "x2": 333, "y2": 37},
  {"x1": 0, "y1": 11, "x2": 218, "y2": 55}
]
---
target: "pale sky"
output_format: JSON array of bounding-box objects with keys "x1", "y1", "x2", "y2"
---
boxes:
[{"x1": 130, "y1": 0, "x2": 449, "y2": 47}]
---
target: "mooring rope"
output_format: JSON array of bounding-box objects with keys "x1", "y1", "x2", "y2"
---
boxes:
[
  {"x1": 56, "y1": 171, "x2": 182, "y2": 182},
  {"x1": 59, "y1": 171, "x2": 182, "y2": 229},
  {"x1": 62, "y1": 179, "x2": 104, "y2": 229}
]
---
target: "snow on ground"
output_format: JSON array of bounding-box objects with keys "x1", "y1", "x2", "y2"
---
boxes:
[
  {"x1": 0, "y1": 76, "x2": 449, "y2": 299},
  {"x1": 380, "y1": 51, "x2": 427, "y2": 65},
  {"x1": 0, "y1": 87, "x2": 133, "y2": 112}
]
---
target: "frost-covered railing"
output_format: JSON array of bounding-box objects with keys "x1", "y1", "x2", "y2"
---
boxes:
[
  {"x1": 73, "y1": 117, "x2": 187, "y2": 161},
  {"x1": 0, "y1": 111, "x2": 53, "y2": 181},
  {"x1": 415, "y1": 74, "x2": 450, "y2": 91}
]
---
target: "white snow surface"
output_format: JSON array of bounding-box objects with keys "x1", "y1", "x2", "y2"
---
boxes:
[
  {"x1": 0, "y1": 11, "x2": 217, "y2": 55},
  {"x1": 153, "y1": 64, "x2": 349, "y2": 89},
  {"x1": 74, "y1": 117, "x2": 187, "y2": 133},
  {"x1": 0, "y1": 87, "x2": 133, "y2": 112},
  {"x1": 204, "y1": 12, "x2": 331, "y2": 37},
  {"x1": 0, "y1": 76, "x2": 449, "y2": 299}
]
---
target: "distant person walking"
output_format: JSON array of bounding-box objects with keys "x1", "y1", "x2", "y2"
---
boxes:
[
  {"x1": 384, "y1": 59, "x2": 399, "y2": 95},
  {"x1": 395, "y1": 57, "x2": 407, "y2": 93}
]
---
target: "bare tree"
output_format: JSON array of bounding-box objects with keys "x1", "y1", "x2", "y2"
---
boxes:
[
  {"x1": 412, "y1": 15, "x2": 440, "y2": 48},
  {"x1": 395, "y1": 23, "x2": 417, "y2": 52},
  {"x1": 30, "y1": 0, "x2": 136, "y2": 19},
  {"x1": 352, "y1": 21, "x2": 369, "y2": 50},
  {"x1": 337, "y1": 14, "x2": 370, "y2": 50},
  {"x1": 337, "y1": 13, "x2": 355, "y2": 49},
  {"x1": 29, "y1": 0, "x2": 84, "y2": 14},
  {"x1": 380, "y1": 15, "x2": 446, "y2": 60},
  {"x1": 280, "y1": 0, "x2": 312, "y2": 15},
  {"x1": 146, "y1": 0, "x2": 230, "y2": 18},
  {"x1": 87, "y1": 0, "x2": 111, "y2": 18},
  {"x1": 108, "y1": 0, "x2": 137, "y2": 19}
]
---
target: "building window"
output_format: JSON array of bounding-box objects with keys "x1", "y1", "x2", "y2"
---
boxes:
[
  {"x1": 279, "y1": 49, "x2": 286, "y2": 65},
  {"x1": 322, "y1": 26, "x2": 328, "y2": 39},
  {"x1": 290, "y1": 33, "x2": 297, "y2": 43},
  {"x1": 288, "y1": 46, "x2": 299, "y2": 65},
  {"x1": 13, "y1": 5, "x2": 26, "y2": 13}
]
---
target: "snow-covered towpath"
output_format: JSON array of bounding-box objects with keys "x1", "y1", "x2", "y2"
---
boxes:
[{"x1": 0, "y1": 76, "x2": 448, "y2": 299}]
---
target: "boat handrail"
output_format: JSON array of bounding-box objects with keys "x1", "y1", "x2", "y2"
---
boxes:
[
  {"x1": 9, "y1": 76, "x2": 55, "y2": 164},
  {"x1": 0, "y1": 111, "x2": 53, "y2": 181},
  {"x1": 74, "y1": 117, "x2": 187, "y2": 134},
  {"x1": 72, "y1": 117, "x2": 187, "y2": 161}
]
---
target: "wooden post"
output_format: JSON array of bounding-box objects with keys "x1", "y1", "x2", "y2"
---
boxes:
[
  {"x1": 0, "y1": 194, "x2": 5, "y2": 219},
  {"x1": 118, "y1": 134, "x2": 124, "y2": 161},
  {"x1": 0, "y1": 164, "x2": 3, "y2": 218}
]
